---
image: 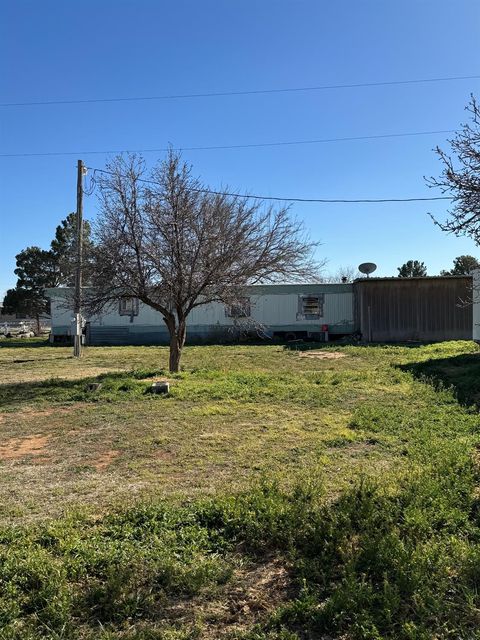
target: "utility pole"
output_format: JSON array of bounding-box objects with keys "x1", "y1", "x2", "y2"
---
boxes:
[{"x1": 73, "y1": 159, "x2": 84, "y2": 357}]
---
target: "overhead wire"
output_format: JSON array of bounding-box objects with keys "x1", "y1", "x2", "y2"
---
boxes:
[
  {"x1": 1, "y1": 74, "x2": 479, "y2": 107},
  {"x1": 0, "y1": 128, "x2": 457, "y2": 158},
  {"x1": 86, "y1": 166, "x2": 451, "y2": 204}
]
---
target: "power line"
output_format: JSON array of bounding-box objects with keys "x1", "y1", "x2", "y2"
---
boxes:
[
  {"x1": 1, "y1": 74, "x2": 479, "y2": 107},
  {"x1": 0, "y1": 129, "x2": 456, "y2": 158},
  {"x1": 87, "y1": 166, "x2": 451, "y2": 204}
]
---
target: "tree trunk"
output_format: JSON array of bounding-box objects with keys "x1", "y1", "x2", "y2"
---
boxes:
[
  {"x1": 166, "y1": 318, "x2": 187, "y2": 373},
  {"x1": 35, "y1": 314, "x2": 41, "y2": 336}
]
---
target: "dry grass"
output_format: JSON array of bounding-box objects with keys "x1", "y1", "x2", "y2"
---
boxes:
[
  {"x1": 2, "y1": 340, "x2": 480, "y2": 638},
  {"x1": 0, "y1": 339, "x2": 477, "y2": 524},
  {"x1": 299, "y1": 350, "x2": 347, "y2": 359},
  {"x1": 160, "y1": 556, "x2": 291, "y2": 638}
]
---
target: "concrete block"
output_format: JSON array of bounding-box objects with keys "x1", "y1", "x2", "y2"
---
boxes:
[{"x1": 150, "y1": 381, "x2": 170, "y2": 394}]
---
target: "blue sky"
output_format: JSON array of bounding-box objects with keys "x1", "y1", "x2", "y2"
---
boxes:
[{"x1": 1, "y1": 0, "x2": 480, "y2": 295}]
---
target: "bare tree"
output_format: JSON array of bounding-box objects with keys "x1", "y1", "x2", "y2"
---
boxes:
[
  {"x1": 427, "y1": 95, "x2": 480, "y2": 240},
  {"x1": 88, "y1": 152, "x2": 322, "y2": 372},
  {"x1": 323, "y1": 265, "x2": 361, "y2": 283}
]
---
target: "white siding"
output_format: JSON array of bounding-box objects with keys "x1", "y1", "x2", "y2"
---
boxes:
[
  {"x1": 50, "y1": 297, "x2": 74, "y2": 328},
  {"x1": 49, "y1": 287, "x2": 354, "y2": 331}
]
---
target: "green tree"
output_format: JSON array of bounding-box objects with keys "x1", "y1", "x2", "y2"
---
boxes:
[
  {"x1": 397, "y1": 260, "x2": 427, "y2": 278},
  {"x1": 2, "y1": 214, "x2": 93, "y2": 333},
  {"x1": 51, "y1": 212, "x2": 93, "y2": 286},
  {"x1": 2, "y1": 247, "x2": 58, "y2": 333},
  {"x1": 440, "y1": 255, "x2": 480, "y2": 276},
  {"x1": 2, "y1": 288, "x2": 33, "y2": 317}
]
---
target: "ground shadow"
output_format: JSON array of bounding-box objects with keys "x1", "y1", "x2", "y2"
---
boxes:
[
  {"x1": 399, "y1": 353, "x2": 480, "y2": 407},
  {"x1": 0, "y1": 339, "x2": 49, "y2": 349},
  {"x1": 0, "y1": 369, "x2": 165, "y2": 409}
]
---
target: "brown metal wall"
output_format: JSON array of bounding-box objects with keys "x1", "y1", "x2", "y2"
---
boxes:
[{"x1": 354, "y1": 277, "x2": 472, "y2": 342}]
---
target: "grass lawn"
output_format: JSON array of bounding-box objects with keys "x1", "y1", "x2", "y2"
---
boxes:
[{"x1": 1, "y1": 339, "x2": 480, "y2": 639}]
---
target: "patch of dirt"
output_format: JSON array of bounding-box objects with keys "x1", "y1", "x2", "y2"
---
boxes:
[
  {"x1": 0, "y1": 434, "x2": 49, "y2": 460},
  {"x1": 16, "y1": 406, "x2": 83, "y2": 419},
  {"x1": 93, "y1": 449, "x2": 120, "y2": 471},
  {"x1": 299, "y1": 350, "x2": 346, "y2": 360},
  {"x1": 18, "y1": 408, "x2": 56, "y2": 418},
  {"x1": 166, "y1": 557, "x2": 291, "y2": 637},
  {"x1": 154, "y1": 449, "x2": 175, "y2": 461},
  {"x1": 329, "y1": 440, "x2": 379, "y2": 455},
  {"x1": 223, "y1": 558, "x2": 290, "y2": 621}
]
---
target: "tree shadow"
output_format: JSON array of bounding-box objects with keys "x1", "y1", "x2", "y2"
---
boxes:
[
  {"x1": 399, "y1": 353, "x2": 480, "y2": 408},
  {"x1": 0, "y1": 377, "x2": 83, "y2": 408},
  {"x1": 0, "y1": 369, "x2": 165, "y2": 409}
]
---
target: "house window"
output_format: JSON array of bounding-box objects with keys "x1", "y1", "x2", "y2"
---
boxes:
[
  {"x1": 297, "y1": 295, "x2": 324, "y2": 320},
  {"x1": 225, "y1": 298, "x2": 251, "y2": 318},
  {"x1": 119, "y1": 297, "x2": 139, "y2": 316}
]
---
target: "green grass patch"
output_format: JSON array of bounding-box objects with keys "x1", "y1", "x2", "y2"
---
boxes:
[
  {"x1": 1, "y1": 341, "x2": 480, "y2": 637},
  {"x1": 401, "y1": 351, "x2": 480, "y2": 407},
  {"x1": 1, "y1": 459, "x2": 480, "y2": 639}
]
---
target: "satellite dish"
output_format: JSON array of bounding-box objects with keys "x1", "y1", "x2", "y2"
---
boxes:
[{"x1": 358, "y1": 262, "x2": 377, "y2": 278}]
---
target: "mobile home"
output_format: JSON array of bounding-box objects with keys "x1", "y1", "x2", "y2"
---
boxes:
[
  {"x1": 47, "y1": 284, "x2": 354, "y2": 345},
  {"x1": 48, "y1": 275, "x2": 474, "y2": 346}
]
